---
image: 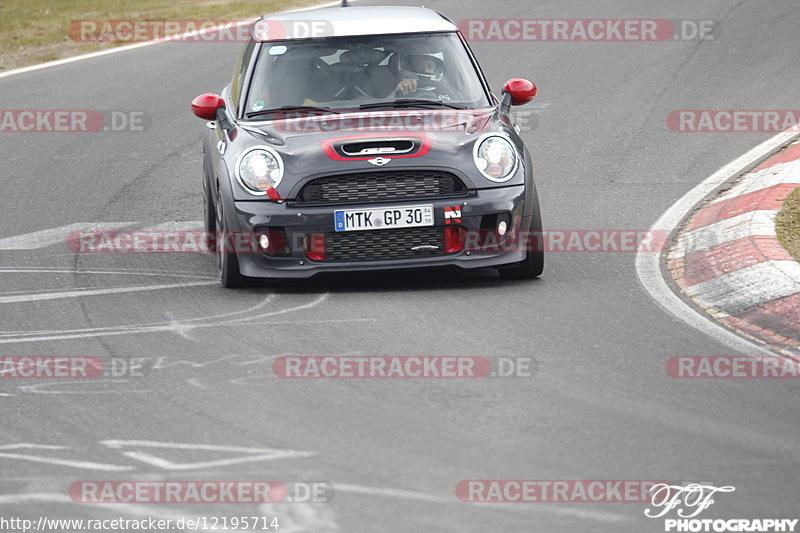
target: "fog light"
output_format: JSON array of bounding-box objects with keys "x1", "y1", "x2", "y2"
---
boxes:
[
  {"x1": 255, "y1": 229, "x2": 289, "y2": 256},
  {"x1": 497, "y1": 220, "x2": 508, "y2": 236}
]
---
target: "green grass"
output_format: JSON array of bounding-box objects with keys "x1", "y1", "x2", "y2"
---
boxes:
[
  {"x1": 0, "y1": 0, "x2": 319, "y2": 70},
  {"x1": 776, "y1": 186, "x2": 800, "y2": 263}
]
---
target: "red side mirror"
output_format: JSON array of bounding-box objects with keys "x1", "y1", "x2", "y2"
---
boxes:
[
  {"x1": 503, "y1": 78, "x2": 537, "y2": 106},
  {"x1": 191, "y1": 93, "x2": 224, "y2": 120}
]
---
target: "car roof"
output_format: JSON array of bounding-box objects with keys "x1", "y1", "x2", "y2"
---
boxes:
[{"x1": 251, "y1": 5, "x2": 458, "y2": 42}]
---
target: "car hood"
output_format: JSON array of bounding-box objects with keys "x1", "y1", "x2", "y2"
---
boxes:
[
  {"x1": 241, "y1": 109, "x2": 497, "y2": 140},
  {"x1": 228, "y1": 108, "x2": 523, "y2": 200}
]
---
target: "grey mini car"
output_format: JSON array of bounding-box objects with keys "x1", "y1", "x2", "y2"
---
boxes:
[{"x1": 192, "y1": 2, "x2": 542, "y2": 287}]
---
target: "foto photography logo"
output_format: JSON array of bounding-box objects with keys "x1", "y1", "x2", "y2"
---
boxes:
[{"x1": 645, "y1": 483, "x2": 798, "y2": 532}]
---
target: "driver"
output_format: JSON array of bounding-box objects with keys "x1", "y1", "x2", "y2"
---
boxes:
[{"x1": 389, "y1": 52, "x2": 453, "y2": 100}]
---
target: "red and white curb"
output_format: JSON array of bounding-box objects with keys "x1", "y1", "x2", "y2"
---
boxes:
[{"x1": 668, "y1": 140, "x2": 800, "y2": 355}]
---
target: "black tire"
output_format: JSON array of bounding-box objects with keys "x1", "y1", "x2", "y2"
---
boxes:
[
  {"x1": 215, "y1": 187, "x2": 251, "y2": 289},
  {"x1": 203, "y1": 182, "x2": 217, "y2": 252},
  {"x1": 499, "y1": 193, "x2": 544, "y2": 280},
  {"x1": 498, "y1": 242, "x2": 544, "y2": 279}
]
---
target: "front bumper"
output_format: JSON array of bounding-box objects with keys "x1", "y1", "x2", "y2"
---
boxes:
[{"x1": 231, "y1": 185, "x2": 530, "y2": 279}]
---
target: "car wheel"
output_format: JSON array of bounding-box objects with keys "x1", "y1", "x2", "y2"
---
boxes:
[
  {"x1": 499, "y1": 191, "x2": 544, "y2": 280},
  {"x1": 203, "y1": 182, "x2": 217, "y2": 252},
  {"x1": 498, "y1": 242, "x2": 544, "y2": 279},
  {"x1": 215, "y1": 187, "x2": 250, "y2": 288}
]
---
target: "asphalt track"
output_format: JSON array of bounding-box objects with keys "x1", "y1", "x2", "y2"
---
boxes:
[{"x1": 1, "y1": 0, "x2": 799, "y2": 531}]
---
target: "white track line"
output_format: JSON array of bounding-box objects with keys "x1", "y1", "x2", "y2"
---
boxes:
[
  {"x1": 0, "y1": 493, "x2": 68, "y2": 505},
  {"x1": 0, "y1": 1, "x2": 344, "y2": 81},
  {"x1": 0, "y1": 444, "x2": 69, "y2": 451},
  {"x1": 0, "y1": 267, "x2": 215, "y2": 280},
  {"x1": 100, "y1": 440, "x2": 302, "y2": 453},
  {"x1": 635, "y1": 125, "x2": 800, "y2": 356},
  {"x1": 0, "y1": 294, "x2": 336, "y2": 344},
  {"x1": 137, "y1": 220, "x2": 204, "y2": 231},
  {"x1": 0, "y1": 280, "x2": 216, "y2": 304},
  {"x1": 0, "y1": 222, "x2": 134, "y2": 250},
  {"x1": 0, "y1": 452, "x2": 134, "y2": 472},
  {"x1": 0, "y1": 220, "x2": 204, "y2": 250}
]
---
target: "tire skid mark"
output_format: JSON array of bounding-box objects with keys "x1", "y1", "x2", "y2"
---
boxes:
[{"x1": 0, "y1": 294, "x2": 348, "y2": 344}]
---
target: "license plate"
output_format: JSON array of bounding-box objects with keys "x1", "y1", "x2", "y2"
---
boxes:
[{"x1": 334, "y1": 205, "x2": 434, "y2": 232}]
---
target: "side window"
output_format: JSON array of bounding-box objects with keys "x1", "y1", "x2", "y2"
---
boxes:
[{"x1": 231, "y1": 39, "x2": 257, "y2": 115}]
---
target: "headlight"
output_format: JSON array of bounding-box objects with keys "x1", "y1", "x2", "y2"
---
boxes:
[
  {"x1": 236, "y1": 147, "x2": 284, "y2": 195},
  {"x1": 473, "y1": 135, "x2": 518, "y2": 182}
]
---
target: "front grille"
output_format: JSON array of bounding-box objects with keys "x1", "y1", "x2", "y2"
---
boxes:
[
  {"x1": 325, "y1": 227, "x2": 444, "y2": 262},
  {"x1": 296, "y1": 171, "x2": 467, "y2": 206}
]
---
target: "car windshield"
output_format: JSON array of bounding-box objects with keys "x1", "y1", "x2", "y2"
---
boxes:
[{"x1": 244, "y1": 32, "x2": 491, "y2": 116}]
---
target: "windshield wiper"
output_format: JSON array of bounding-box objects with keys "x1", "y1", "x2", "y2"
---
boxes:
[
  {"x1": 359, "y1": 99, "x2": 469, "y2": 111},
  {"x1": 245, "y1": 106, "x2": 341, "y2": 119}
]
